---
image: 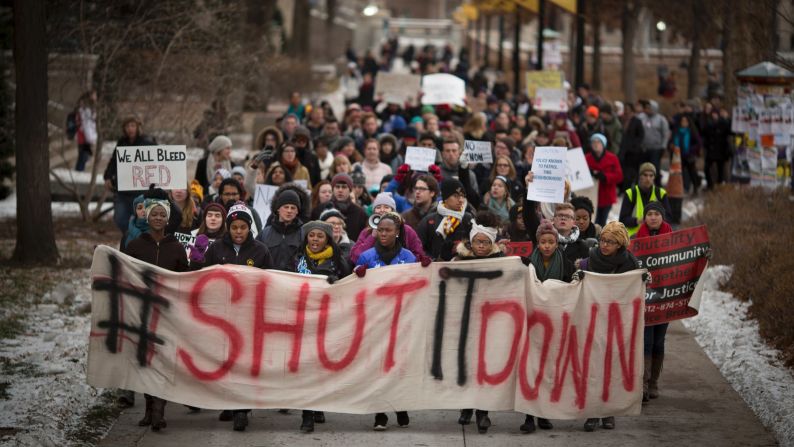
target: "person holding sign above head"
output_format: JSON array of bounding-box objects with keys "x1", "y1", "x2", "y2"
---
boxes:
[
  {"x1": 451, "y1": 211, "x2": 504, "y2": 434},
  {"x1": 288, "y1": 220, "x2": 352, "y2": 433},
  {"x1": 577, "y1": 221, "x2": 641, "y2": 432},
  {"x1": 417, "y1": 179, "x2": 474, "y2": 261},
  {"x1": 618, "y1": 162, "x2": 672, "y2": 238},
  {"x1": 197, "y1": 202, "x2": 273, "y2": 432},
  {"x1": 585, "y1": 133, "x2": 624, "y2": 226},
  {"x1": 125, "y1": 188, "x2": 189, "y2": 431}
]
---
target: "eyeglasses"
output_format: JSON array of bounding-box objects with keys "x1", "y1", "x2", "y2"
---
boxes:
[
  {"x1": 414, "y1": 186, "x2": 430, "y2": 192},
  {"x1": 600, "y1": 239, "x2": 620, "y2": 246},
  {"x1": 554, "y1": 215, "x2": 574, "y2": 221},
  {"x1": 328, "y1": 222, "x2": 344, "y2": 228},
  {"x1": 471, "y1": 239, "x2": 493, "y2": 246}
]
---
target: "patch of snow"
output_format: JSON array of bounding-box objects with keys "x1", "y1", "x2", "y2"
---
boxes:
[
  {"x1": 0, "y1": 274, "x2": 106, "y2": 447},
  {"x1": 0, "y1": 193, "x2": 114, "y2": 219},
  {"x1": 683, "y1": 265, "x2": 794, "y2": 446}
]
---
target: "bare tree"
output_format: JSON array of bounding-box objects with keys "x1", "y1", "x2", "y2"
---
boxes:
[
  {"x1": 13, "y1": 0, "x2": 59, "y2": 264},
  {"x1": 620, "y1": 0, "x2": 641, "y2": 103}
]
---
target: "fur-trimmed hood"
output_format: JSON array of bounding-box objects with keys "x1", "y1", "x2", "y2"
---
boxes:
[
  {"x1": 270, "y1": 182, "x2": 311, "y2": 222},
  {"x1": 453, "y1": 240, "x2": 504, "y2": 260},
  {"x1": 254, "y1": 125, "x2": 284, "y2": 151}
]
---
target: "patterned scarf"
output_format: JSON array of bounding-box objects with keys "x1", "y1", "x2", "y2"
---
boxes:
[
  {"x1": 435, "y1": 201, "x2": 466, "y2": 239},
  {"x1": 557, "y1": 225, "x2": 580, "y2": 248}
]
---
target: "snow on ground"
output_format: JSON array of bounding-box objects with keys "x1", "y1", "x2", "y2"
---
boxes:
[
  {"x1": 0, "y1": 193, "x2": 114, "y2": 219},
  {"x1": 683, "y1": 266, "x2": 794, "y2": 446},
  {"x1": 0, "y1": 274, "x2": 104, "y2": 447}
]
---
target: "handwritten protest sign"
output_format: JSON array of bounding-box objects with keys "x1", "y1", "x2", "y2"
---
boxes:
[
  {"x1": 525, "y1": 70, "x2": 563, "y2": 98},
  {"x1": 533, "y1": 88, "x2": 568, "y2": 112},
  {"x1": 421, "y1": 73, "x2": 466, "y2": 107},
  {"x1": 527, "y1": 146, "x2": 567, "y2": 204},
  {"x1": 173, "y1": 232, "x2": 196, "y2": 248},
  {"x1": 88, "y1": 247, "x2": 645, "y2": 419},
  {"x1": 630, "y1": 226, "x2": 710, "y2": 326},
  {"x1": 463, "y1": 140, "x2": 493, "y2": 164},
  {"x1": 405, "y1": 146, "x2": 437, "y2": 171},
  {"x1": 116, "y1": 145, "x2": 187, "y2": 191},
  {"x1": 375, "y1": 73, "x2": 422, "y2": 104},
  {"x1": 253, "y1": 184, "x2": 278, "y2": 223},
  {"x1": 565, "y1": 147, "x2": 595, "y2": 191}
]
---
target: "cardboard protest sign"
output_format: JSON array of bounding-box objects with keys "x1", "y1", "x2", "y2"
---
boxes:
[
  {"x1": 405, "y1": 146, "x2": 437, "y2": 172},
  {"x1": 527, "y1": 146, "x2": 567, "y2": 204},
  {"x1": 88, "y1": 247, "x2": 645, "y2": 418},
  {"x1": 375, "y1": 73, "x2": 422, "y2": 104},
  {"x1": 253, "y1": 184, "x2": 279, "y2": 224},
  {"x1": 630, "y1": 226, "x2": 710, "y2": 326},
  {"x1": 565, "y1": 147, "x2": 595, "y2": 191},
  {"x1": 463, "y1": 140, "x2": 493, "y2": 164},
  {"x1": 525, "y1": 70, "x2": 563, "y2": 98},
  {"x1": 533, "y1": 88, "x2": 568, "y2": 112},
  {"x1": 504, "y1": 241, "x2": 533, "y2": 257},
  {"x1": 116, "y1": 146, "x2": 187, "y2": 191},
  {"x1": 422, "y1": 74, "x2": 466, "y2": 107}
]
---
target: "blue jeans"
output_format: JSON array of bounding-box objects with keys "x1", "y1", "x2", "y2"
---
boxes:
[
  {"x1": 75, "y1": 143, "x2": 92, "y2": 171},
  {"x1": 644, "y1": 323, "x2": 669, "y2": 356},
  {"x1": 113, "y1": 194, "x2": 135, "y2": 233}
]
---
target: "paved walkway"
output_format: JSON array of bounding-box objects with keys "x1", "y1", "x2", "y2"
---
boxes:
[{"x1": 99, "y1": 321, "x2": 778, "y2": 446}]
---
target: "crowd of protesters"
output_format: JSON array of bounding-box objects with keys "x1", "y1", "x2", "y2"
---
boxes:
[{"x1": 103, "y1": 39, "x2": 722, "y2": 436}]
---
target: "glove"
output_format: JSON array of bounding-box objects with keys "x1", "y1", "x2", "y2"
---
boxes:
[
  {"x1": 428, "y1": 164, "x2": 443, "y2": 183},
  {"x1": 326, "y1": 275, "x2": 338, "y2": 285},
  {"x1": 420, "y1": 255, "x2": 432, "y2": 267},
  {"x1": 596, "y1": 171, "x2": 607, "y2": 181},
  {"x1": 354, "y1": 264, "x2": 367, "y2": 278},
  {"x1": 188, "y1": 235, "x2": 210, "y2": 263},
  {"x1": 572, "y1": 270, "x2": 585, "y2": 282},
  {"x1": 395, "y1": 164, "x2": 411, "y2": 183},
  {"x1": 642, "y1": 272, "x2": 652, "y2": 284}
]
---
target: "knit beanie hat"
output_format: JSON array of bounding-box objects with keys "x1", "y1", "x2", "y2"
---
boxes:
[
  {"x1": 226, "y1": 202, "x2": 253, "y2": 228},
  {"x1": 319, "y1": 207, "x2": 345, "y2": 222},
  {"x1": 203, "y1": 202, "x2": 226, "y2": 217},
  {"x1": 331, "y1": 173, "x2": 353, "y2": 190},
  {"x1": 275, "y1": 189, "x2": 301, "y2": 211},
  {"x1": 590, "y1": 133, "x2": 607, "y2": 148},
  {"x1": 302, "y1": 220, "x2": 334, "y2": 241},
  {"x1": 536, "y1": 219, "x2": 558, "y2": 241},
  {"x1": 209, "y1": 135, "x2": 232, "y2": 153},
  {"x1": 351, "y1": 167, "x2": 366, "y2": 187},
  {"x1": 133, "y1": 194, "x2": 146, "y2": 210},
  {"x1": 639, "y1": 162, "x2": 657, "y2": 176},
  {"x1": 372, "y1": 192, "x2": 396, "y2": 211},
  {"x1": 644, "y1": 201, "x2": 666, "y2": 218},
  {"x1": 231, "y1": 166, "x2": 247, "y2": 178},
  {"x1": 601, "y1": 221, "x2": 630, "y2": 248},
  {"x1": 214, "y1": 168, "x2": 231, "y2": 180},
  {"x1": 440, "y1": 178, "x2": 465, "y2": 201},
  {"x1": 586, "y1": 105, "x2": 599, "y2": 118}
]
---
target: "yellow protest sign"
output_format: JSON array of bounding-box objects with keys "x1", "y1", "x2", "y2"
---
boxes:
[{"x1": 525, "y1": 70, "x2": 564, "y2": 98}]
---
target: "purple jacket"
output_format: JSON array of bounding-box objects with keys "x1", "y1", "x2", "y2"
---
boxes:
[{"x1": 350, "y1": 224, "x2": 425, "y2": 263}]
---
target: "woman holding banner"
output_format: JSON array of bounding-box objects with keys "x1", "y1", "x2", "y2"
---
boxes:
[{"x1": 289, "y1": 220, "x2": 352, "y2": 433}]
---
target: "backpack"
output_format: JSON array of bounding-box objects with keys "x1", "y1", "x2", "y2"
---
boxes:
[{"x1": 66, "y1": 111, "x2": 78, "y2": 140}]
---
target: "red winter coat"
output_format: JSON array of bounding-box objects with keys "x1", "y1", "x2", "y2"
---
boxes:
[{"x1": 586, "y1": 150, "x2": 623, "y2": 207}]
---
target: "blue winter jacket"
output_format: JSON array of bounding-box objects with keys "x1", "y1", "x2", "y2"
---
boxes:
[{"x1": 356, "y1": 246, "x2": 416, "y2": 268}]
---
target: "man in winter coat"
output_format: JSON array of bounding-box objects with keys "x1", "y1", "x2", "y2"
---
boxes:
[
  {"x1": 438, "y1": 136, "x2": 480, "y2": 209},
  {"x1": 618, "y1": 162, "x2": 672, "y2": 237},
  {"x1": 619, "y1": 103, "x2": 645, "y2": 190},
  {"x1": 638, "y1": 100, "x2": 670, "y2": 186},
  {"x1": 256, "y1": 185, "x2": 309, "y2": 271},
  {"x1": 585, "y1": 133, "x2": 623, "y2": 226},
  {"x1": 313, "y1": 174, "x2": 369, "y2": 240},
  {"x1": 417, "y1": 179, "x2": 474, "y2": 261}
]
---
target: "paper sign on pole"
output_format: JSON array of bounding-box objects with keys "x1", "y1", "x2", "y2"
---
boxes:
[
  {"x1": 405, "y1": 146, "x2": 437, "y2": 172},
  {"x1": 253, "y1": 184, "x2": 278, "y2": 224},
  {"x1": 565, "y1": 147, "x2": 594, "y2": 191},
  {"x1": 375, "y1": 73, "x2": 422, "y2": 104},
  {"x1": 462, "y1": 140, "x2": 493, "y2": 164},
  {"x1": 533, "y1": 88, "x2": 568, "y2": 112},
  {"x1": 527, "y1": 146, "x2": 567, "y2": 204},
  {"x1": 421, "y1": 74, "x2": 466, "y2": 107},
  {"x1": 525, "y1": 70, "x2": 563, "y2": 98},
  {"x1": 116, "y1": 145, "x2": 187, "y2": 191}
]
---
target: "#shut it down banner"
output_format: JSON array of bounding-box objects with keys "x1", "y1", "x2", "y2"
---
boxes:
[
  {"x1": 630, "y1": 225, "x2": 710, "y2": 326},
  {"x1": 87, "y1": 246, "x2": 646, "y2": 419}
]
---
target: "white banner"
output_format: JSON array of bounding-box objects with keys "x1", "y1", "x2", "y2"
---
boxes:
[
  {"x1": 527, "y1": 146, "x2": 567, "y2": 204},
  {"x1": 463, "y1": 140, "x2": 493, "y2": 164},
  {"x1": 87, "y1": 246, "x2": 644, "y2": 418},
  {"x1": 116, "y1": 145, "x2": 187, "y2": 191},
  {"x1": 421, "y1": 74, "x2": 466, "y2": 107}
]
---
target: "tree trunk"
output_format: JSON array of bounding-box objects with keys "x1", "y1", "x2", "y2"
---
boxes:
[
  {"x1": 12, "y1": 0, "x2": 59, "y2": 264},
  {"x1": 288, "y1": 0, "x2": 310, "y2": 57},
  {"x1": 721, "y1": 0, "x2": 736, "y2": 107},
  {"x1": 484, "y1": 14, "x2": 491, "y2": 67},
  {"x1": 498, "y1": 14, "x2": 505, "y2": 70},
  {"x1": 686, "y1": 13, "x2": 702, "y2": 98},
  {"x1": 621, "y1": 1, "x2": 639, "y2": 104},
  {"x1": 591, "y1": 0, "x2": 602, "y2": 91}
]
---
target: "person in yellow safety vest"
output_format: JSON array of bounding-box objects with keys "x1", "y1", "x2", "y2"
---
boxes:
[{"x1": 618, "y1": 162, "x2": 672, "y2": 237}]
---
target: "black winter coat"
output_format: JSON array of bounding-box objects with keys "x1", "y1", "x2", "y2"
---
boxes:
[
  {"x1": 125, "y1": 232, "x2": 188, "y2": 272},
  {"x1": 203, "y1": 233, "x2": 274, "y2": 268},
  {"x1": 417, "y1": 210, "x2": 474, "y2": 261},
  {"x1": 256, "y1": 217, "x2": 303, "y2": 271}
]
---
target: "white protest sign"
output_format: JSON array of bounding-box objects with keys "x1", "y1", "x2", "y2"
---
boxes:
[
  {"x1": 405, "y1": 146, "x2": 437, "y2": 172},
  {"x1": 173, "y1": 232, "x2": 196, "y2": 248},
  {"x1": 527, "y1": 146, "x2": 567, "y2": 204},
  {"x1": 116, "y1": 145, "x2": 187, "y2": 191},
  {"x1": 533, "y1": 88, "x2": 568, "y2": 112},
  {"x1": 375, "y1": 73, "x2": 422, "y2": 104},
  {"x1": 421, "y1": 73, "x2": 466, "y2": 107},
  {"x1": 463, "y1": 140, "x2": 493, "y2": 164},
  {"x1": 253, "y1": 184, "x2": 278, "y2": 223},
  {"x1": 565, "y1": 147, "x2": 594, "y2": 191}
]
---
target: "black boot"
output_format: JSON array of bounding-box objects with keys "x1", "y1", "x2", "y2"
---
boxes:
[
  {"x1": 537, "y1": 418, "x2": 553, "y2": 430},
  {"x1": 601, "y1": 416, "x2": 615, "y2": 429},
  {"x1": 475, "y1": 410, "x2": 490, "y2": 434},
  {"x1": 314, "y1": 411, "x2": 326, "y2": 423},
  {"x1": 233, "y1": 410, "x2": 248, "y2": 431},
  {"x1": 520, "y1": 414, "x2": 536, "y2": 433},
  {"x1": 373, "y1": 413, "x2": 388, "y2": 431},
  {"x1": 584, "y1": 418, "x2": 599, "y2": 432},
  {"x1": 458, "y1": 409, "x2": 473, "y2": 425},
  {"x1": 219, "y1": 410, "x2": 233, "y2": 421},
  {"x1": 138, "y1": 395, "x2": 152, "y2": 426},
  {"x1": 185, "y1": 405, "x2": 201, "y2": 413},
  {"x1": 149, "y1": 396, "x2": 167, "y2": 431},
  {"x1": 301, "y1": 410, "x2": 315, "y2": 433},
  {"x1": 643, "y1": 355, "x2": 652, "y2": 403},
  {"x1": 396, "y1": 411, "x2": 410, "y2": 427},
  {"x1": 649, "y1": 354, "x2": 664, "y2": 399}
]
